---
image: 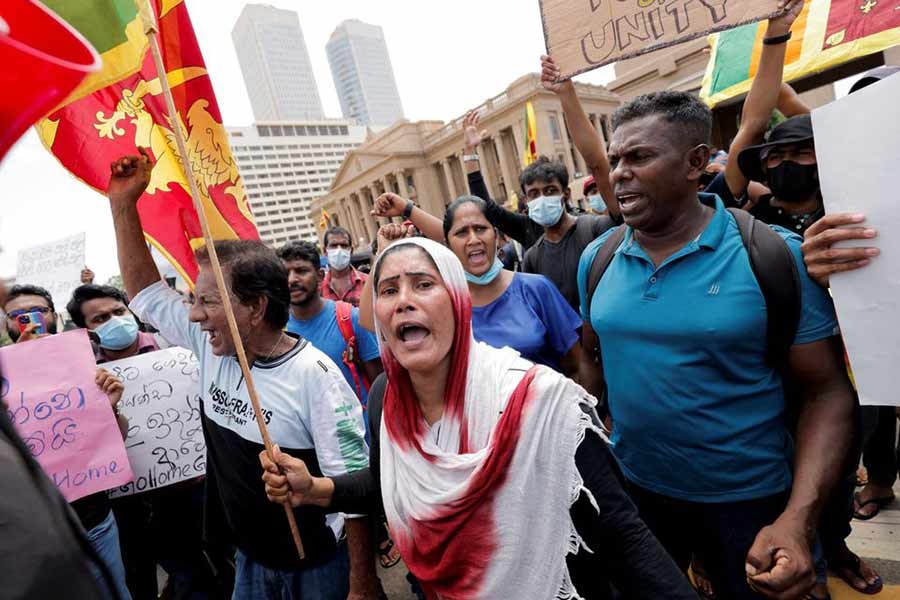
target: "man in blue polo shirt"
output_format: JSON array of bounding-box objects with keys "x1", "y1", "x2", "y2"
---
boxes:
[
  {"x1": 577, "y1": 91, "x2": 855, "y2": 600},
  {"x1": 278, "y1": 241, "x2": 383, "y2": 411}
]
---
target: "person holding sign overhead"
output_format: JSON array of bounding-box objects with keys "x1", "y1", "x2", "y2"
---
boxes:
[{"x1": 106, "y1": 149, "x2": 378, "y2": 600}]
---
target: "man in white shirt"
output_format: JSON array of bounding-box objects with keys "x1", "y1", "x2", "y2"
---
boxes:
[{"x1": 106, "y1": 148, "x2": 377, "y2": 600}]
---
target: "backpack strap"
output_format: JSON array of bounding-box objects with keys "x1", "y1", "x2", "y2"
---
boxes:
[
  {"x1": 586, "y1": 225, "x2": 628, "y2": 320},
  {"x1": 529, "y1": 235, "x2": 546, "y2": 275},
  {"x1": 574, "y1": 216, "x2": 599, "y2": 251},
  {"x1": 727, "y1": 208, "x2": 802, "y2": 367},
  {"x1": 335, "y1": 301, "x2": 371, "y2": 401}
]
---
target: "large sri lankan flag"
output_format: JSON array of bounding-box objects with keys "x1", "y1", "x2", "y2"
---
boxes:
[
  {"x1": 38, "y1": 0, "x2": 258, "y2": 285},
  {"x1": 40, "y1": 0, "x2": 148, "y2": 107},
  {"x1": 701, "y1": 0, "x2": 900, "y2": 107}
]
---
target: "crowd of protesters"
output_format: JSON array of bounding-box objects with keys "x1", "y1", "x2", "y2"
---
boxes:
[{"x1": 2, "y1": 1, "x2": 898, "y2": 598}]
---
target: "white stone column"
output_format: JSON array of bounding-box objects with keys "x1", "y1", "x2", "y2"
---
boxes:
[
  {"x1": 395, "y1": 170, "x2": 411, "y2": 198},
  {"x1": 475, "y1": 139, "x2": 499, "y2": 199},
  {"x1": 556, "y1": 112, "x2": 578, "y2": 177},
  {"x1": 496, "y1": 132, "x2": 518, "y2": 202},
  {"x1": 510, "y1": 121, "x2": 525, "y2": 169},
  {"x1": 441, "y1": 159, "x2": 458, "y2": 200},
  {"x1": 455, "y1": 154, "x2": 471, "y2": 194},
  {"x1": 357, "y1": 191, "x2": 377, "y2": 241}
]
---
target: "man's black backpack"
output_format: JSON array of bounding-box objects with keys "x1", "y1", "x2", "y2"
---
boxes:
[{"x1": 585, "y1": 208, "x2": 802, "y2": 367}]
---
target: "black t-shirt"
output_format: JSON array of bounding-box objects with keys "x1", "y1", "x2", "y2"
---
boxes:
[
  {"x1": 523, "y1": 215, "x2": 614, "y2": 311},
  {"x1": 71, "y1": 492, "x2": 112, "y2": 532},
  {"x1": 749, "y1": 195, "x2": 824, "y2": 236}
]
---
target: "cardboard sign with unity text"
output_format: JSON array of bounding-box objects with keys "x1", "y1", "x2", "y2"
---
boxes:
[{"x1": 541, "y1": 0, "x2": 782, "y2": 79}]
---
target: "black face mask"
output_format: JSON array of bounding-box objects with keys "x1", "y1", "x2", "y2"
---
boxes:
[{"x1": 767, "y1": 160, "x2": 820, "y2": 203}]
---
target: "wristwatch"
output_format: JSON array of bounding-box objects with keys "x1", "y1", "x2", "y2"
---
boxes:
[
  {"x1": 462, "y1": 154, "x2": 480, "y2": 162},
  {"x1": 402, "y1": 199, "x2": 414, "y2": 219}
]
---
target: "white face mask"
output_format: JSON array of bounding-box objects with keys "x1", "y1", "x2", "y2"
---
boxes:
[
  {"x1": 526, "y1": 195, "x2": 564, "y2": 227},
  {"x1": 327, "y1": 248, "x2": 352, "y2": 271}
]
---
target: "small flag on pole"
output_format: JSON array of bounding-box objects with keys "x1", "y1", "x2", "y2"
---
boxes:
[
  {"x1": 319, "y1": 208, "x2": 332, "y2": 230},
  {"x1": 523, "y1": 101, "x2": 538, "y2": 167}
]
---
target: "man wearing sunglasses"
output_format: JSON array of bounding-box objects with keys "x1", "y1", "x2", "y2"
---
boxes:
[
  {"x1": 3, "y1": 284, "x2": 133, "y2": 600},
  {"x1": 4, "y1": 285, "x2": 58, "y2": 342}
]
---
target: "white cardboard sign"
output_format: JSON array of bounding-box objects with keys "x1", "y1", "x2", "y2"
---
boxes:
[
  {"x1": 15, "y1": 232, "x2": 86, "y2": 311},
  {"x1": 812, "y1": 73, "x2": 900, "y2": 406},
  {"x1": 105, "y1": 347, "x2": 207, "y2": 496}
]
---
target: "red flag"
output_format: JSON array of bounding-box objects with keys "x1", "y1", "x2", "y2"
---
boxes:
[
  {"x1": 0, "y1": 0, "x2": 99, "y2": 160},
  {"x1": 39, "y1": 0, "x2": 258, "y2": 286}
]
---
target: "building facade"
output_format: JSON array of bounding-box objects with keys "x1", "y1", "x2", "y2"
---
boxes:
[
  {"x1": 312, "y1": 74, "x2": 620, "y2": 245},
  {"x1": 232, "y1": 4, "x2": 324, "y2": 121},
  {"x1": 608, "y1": 40, "x2": 900, "y2": 147},
  {"x1": 326, "y1": 19, "x2": 404, "y2": 129},
  {"x1": 228, "y1": 120, "x2": 366, "y2": 248}
]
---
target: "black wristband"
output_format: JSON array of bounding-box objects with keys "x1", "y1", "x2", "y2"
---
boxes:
[
  {"x1": 763, "y1": 31, "x2": 792, "y2": 45},
  {"x1": 402, "y1": 200, "x2": 414, "y2": 219}
]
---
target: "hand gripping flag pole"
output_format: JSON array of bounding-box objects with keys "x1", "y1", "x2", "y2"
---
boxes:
[{"x1": 140, "y1": 0, "x2": 305, "y2": 560}]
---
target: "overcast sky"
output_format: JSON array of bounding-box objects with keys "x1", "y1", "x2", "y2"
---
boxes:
[{"x1": 0, "y1": 0, "x2": 618, "y2": 283}]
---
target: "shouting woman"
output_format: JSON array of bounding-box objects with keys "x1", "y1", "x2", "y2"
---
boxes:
[{"x1": 260, "y1": 236, "x2": 697, "y2": 600}]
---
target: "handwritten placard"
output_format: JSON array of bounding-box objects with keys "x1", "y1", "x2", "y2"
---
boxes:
[
  {"x1": 0, "y1": 330, "x2": 133, "y2": 501},
  {"x1": 540, "y1": 0, "x2": 781, "y2": 79},
  {"x1": 106, "y1": 347, "x2": 206, "y2": 497},
  {"x1": 15, "y1": 232, "x2": 86, "y2": 311}
]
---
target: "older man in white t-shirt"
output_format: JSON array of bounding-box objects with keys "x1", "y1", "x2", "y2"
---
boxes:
[{"x1": 105, "y1": 149, "x2": 378, "y2": 600}]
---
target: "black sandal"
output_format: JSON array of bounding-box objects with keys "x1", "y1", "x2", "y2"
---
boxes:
[
  {"x1": 830, "y1": 551, "x2": 883, "y2": 595},
  {"x1": 852, "y1": 492, "x2": 895, "y2": 521},
  {"x1": 378, "y1": 537, "x2": 402, "y2": 569},
  {"x1": 691, "y1": 560, "x2": 718, "y2": 600}
]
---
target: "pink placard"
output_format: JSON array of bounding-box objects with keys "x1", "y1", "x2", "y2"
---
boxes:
[{"x1": 0, "y1": 329, "x2": 133, "y2": 501}]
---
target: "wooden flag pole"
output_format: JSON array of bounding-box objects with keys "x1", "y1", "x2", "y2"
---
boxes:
[{"x1": 142, "y1": 3, "x2": 305, "y2": 559}]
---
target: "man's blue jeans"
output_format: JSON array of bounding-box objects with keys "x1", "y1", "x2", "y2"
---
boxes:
[
  {"x1": 232, "y1": 544, "x2": 349, "y2": 600},
  {"x1": 87, "y1": 510, "x2": 133, "y2": 600}
]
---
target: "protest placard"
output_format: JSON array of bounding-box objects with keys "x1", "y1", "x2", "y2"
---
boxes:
[
  {"x1": 540, "y1": 0, "x2": 781, "y2": 79},
  {"x1": 106, "y1": 346, "x2": 206, "y2": 497},
  {"x1": 15, "y1": 232, "x2": 86, "y2": 311},
  {"x1": 0, "y1": 329, "x2": 133, "y2": 501},
  {"x1": 812, "y1": 72, "x2": 900, "y2": 407}
]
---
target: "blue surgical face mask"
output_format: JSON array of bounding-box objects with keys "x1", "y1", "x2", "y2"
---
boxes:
[
  {"x1": 465, "y1": 257, "x2": 504, "y2": 286},
  {"x1": 588, "y1": 194, "x2": 606, "y2": 213},
  {"x1": 527, "y1": 195, "x2": 564, "y2": 227},
  {"x1": 94, "y1": 314, "x2": 139, "y2": 350}
]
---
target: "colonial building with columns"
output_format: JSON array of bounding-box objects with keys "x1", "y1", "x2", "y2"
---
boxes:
[{"x1": 312, "y1": 73, "x2": 621, "y2": 245}]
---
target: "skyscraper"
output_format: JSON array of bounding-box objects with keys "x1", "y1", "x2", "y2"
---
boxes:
[
  {"x1": 227, "y1": 120, "x2": 367, "y2": 247},
  {"x1": 326, "y1": 20, "x2": 404, "y2": 128},
  {"x1": 232, "y1": 4, "x2": 324, "y2": 121}
]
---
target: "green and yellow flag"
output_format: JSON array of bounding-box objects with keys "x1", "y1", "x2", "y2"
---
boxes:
[
  {"x1": 41, "y1": 0, "x2": 148, "y2": 107},
  {"x1": 701, "y1": 0, "x2": 900, "y2": 107}
]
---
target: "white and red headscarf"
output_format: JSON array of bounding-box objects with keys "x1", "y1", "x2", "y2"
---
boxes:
[{"x1": 372, "y1": 238, "x2": 606, "y2": 600}]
